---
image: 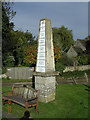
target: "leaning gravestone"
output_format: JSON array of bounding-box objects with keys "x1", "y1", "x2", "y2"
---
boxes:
[{"x1": 34, "y1": 18, "x2": 58, "y2": 103}]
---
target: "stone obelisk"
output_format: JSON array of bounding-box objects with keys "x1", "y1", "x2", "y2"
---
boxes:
[{"x1": 34, "y1": 18, "x2": 58, "y2": 103}]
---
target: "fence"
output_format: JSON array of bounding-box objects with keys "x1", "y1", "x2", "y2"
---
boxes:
[{"x1": 7, "y1": 67, "x2": 34, "y2": 79}]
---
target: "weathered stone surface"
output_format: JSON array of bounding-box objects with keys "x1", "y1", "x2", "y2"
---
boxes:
[
  {"x1": 33, "y1": 71, "x2": 59, "y2": 77},
  {"x1": 36, "y1": 18, "x2": 55, "y2": 73},
  {"x1": 35, "y1": 18, "x2": 56, "y2": 103},
  {"x1": 35, "y1": 76, "x2": 56, "y2": 103},
  {"x1": 39, "y1": 92, "x2": 55, "y2": 103}
]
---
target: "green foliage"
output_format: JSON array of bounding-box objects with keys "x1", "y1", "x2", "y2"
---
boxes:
[
  {"x1": 1, "y1": 118, "x2": 8, "y2": 120},
  {"x1": 2, "y1": 2, "x2": 36, "y2": 67},
  {"x1": 55, "y1": 53, "x2": 74, "y2": 74},
  {"x1": 2, "y1": 67, "x2": 7, "y2": 74},
  {"x1": 15, "y1": 30, "x2": 36, "y2": 66},
  {"x1": 23, "y1": 60, "x2": 32, "y2": 67},
  {"x1": 78, "y1": 55, "x2": 88, "y2": 65},
  {"x1": 53, "y1": 25, "x2": 74, "y2": 51},
  {"x1": 56, "y1": 62, "x2": 66, "y2": 74},
  {"x1": 62, "y1": 70, "x2": 90, "y2": 78},
  {"x1": 3, "y1": 29, "x2": 36, "y2": 66},
  {"x1": 61, "y1": 53, "x2": 74, "y2": 66},
  {"x1": 3, "y1": 56, "x2": 14, "y2": 67},
  {"x1": 85, "y1": 54, "x2": 90, "y2": 65},
  {"x1": 2, "y1": 2, "x2": 16, "y2": 65}
]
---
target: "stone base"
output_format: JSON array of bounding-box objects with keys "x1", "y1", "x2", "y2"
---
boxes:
[{"x1": 35, "y1": 76, "x2": 56, "y2": 103}]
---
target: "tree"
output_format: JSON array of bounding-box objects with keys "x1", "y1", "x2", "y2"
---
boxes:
[
  {"x1": 24, "y1": 30, "x2": 36, "y2": 45},
  {"x1": 52, "y1": 25, "x2": 74, "y2": 51},
  {"x1": 2, "y1": 2, "x2": 16, "y2": 64},
  {"x1": 2, "y1": 2, "x2": 36, "y2": 66},
  {"x1": 8, "y1": 30, "x2": 36, "y2": 66},
  {"x1": 78, "y1": 55, "x2": 88, "y2": 65}
]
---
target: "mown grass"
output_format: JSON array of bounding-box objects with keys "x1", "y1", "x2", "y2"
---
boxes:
[{"x1": 2, "y1": 84, "x2": 89, "y2": 118}]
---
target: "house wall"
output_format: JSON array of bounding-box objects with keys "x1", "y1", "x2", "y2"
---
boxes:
[
  {"x1": 74, "y1": 40, "x2": 86, "y2": 51},
  {"x1": 67, "y1": 46, "x2": 77, "y2": 58}
]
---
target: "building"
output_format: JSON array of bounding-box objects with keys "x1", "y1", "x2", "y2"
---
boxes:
[{"x1": 67, "y1": 39, "x2": 89, "y2": 58}]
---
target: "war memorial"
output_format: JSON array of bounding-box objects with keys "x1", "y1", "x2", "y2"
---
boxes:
[{"x1": 34, "y1": 18, "x2": 59, "y2": 103}]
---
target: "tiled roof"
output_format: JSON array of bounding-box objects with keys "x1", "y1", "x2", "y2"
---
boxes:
[{"x1": 73, "y1": 47, "x2": 83, "y2": 55}]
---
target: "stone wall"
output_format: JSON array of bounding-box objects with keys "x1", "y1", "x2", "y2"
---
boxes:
[
  {"x1": 63, "y1": 65, "x2": 90, "y2": 72},
  {"x1": 7, "y1": 67, "x2": 34, "y2": 79}
]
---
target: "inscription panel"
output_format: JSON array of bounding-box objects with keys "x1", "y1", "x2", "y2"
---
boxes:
[
  {"x1": 36, "y1": 20, "x2": 46, "y2": 72},
  {"x1": 40, "y1": 32, "x2": 45, "y2": 38},
  {"x1": 36, "y1": 67, "x2": 45, "y2": 72},
  {"x1": 37, "y1": 59, "x2": 45, "y2": 66},
  {"x1": 37, "y1": 56, "x2": 45, "y2": 60},
  {"x1": 37, "y1": 53, "x2": 45, "y2": 57},
  {"x1": 39, "y1": 42, "x2": 45, "y2": 46},
  {"x1": 38, "y1": 46, "x2": 45, "y2": 53},
  {"x1": 37, "y1": 53, "x2": 45, "y2": 59},
  {"x1": 39, "y1": 38, "x2": 45, "y2": 43},
  {"x1": 40, "y1": 27, "x2": 45, "y2": 32}
]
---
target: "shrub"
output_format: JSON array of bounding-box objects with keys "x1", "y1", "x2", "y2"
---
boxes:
[
  {"x1": 62, "y1": 69, "x2": 90, "y2": 78},
  {"x1": 78, "y1": 55, "x2": 88, "y2": 65},
  {"x1": 2, "y1": 67, "x2": 7, "y2": 74},
  {"x1": 56, "y1": 62, "x2": 66, "y2": 74},
  {"x1": 3, "y1": 57, "x2": 14, "y2": 67},
  {"x1": 61, "y1": 53, "x2": 74, "y2": 66}
]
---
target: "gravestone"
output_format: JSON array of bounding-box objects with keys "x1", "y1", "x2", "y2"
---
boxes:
[{"x1": 34, "y1": 18, "x2": 58, "y2": 103}]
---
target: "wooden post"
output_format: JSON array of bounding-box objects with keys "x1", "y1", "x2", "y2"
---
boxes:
[
  {"x1": 72, "y1": 77, "x2": 77, "y2": 84},
  {"x1": 12, "y1": 85, "x2": 14, "y2": 95},
  {"x1": 6, "y1": 68, "x2": 8, "y2": 77},
  {"x1": 84, "y1": 73, "x2": 88, "y2": 83},
  {"x1": 2, "y1": 93, "x2": 3, "y2": 104},
  {"x1": 36, "y1": 90, "x2": 40, "y2": 112},
  {"x1": 25, "y1": 101, "x2": 28, "y2": 111}
]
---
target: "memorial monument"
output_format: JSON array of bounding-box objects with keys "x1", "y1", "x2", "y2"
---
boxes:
[{"x1": 34, "y1": 18, "x2": 58, "y2": 103}]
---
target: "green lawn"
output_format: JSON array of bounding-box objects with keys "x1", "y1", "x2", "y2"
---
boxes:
[{"x1": 2, "y1": 84, "x2": 89, "y2": 118}]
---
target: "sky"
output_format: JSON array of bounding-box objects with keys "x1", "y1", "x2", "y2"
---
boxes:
[{"x1": 12, "y1": 2, "x2": 88, "y2": 40}]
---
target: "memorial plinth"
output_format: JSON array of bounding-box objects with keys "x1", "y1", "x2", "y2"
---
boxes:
[{"x1": 34, "y1": 18, "x2": 58, "y2": 103}]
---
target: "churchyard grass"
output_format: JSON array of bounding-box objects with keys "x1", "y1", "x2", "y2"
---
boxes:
[{"x1": 2, "y1": 84, "x2": 89, "y2": 118}]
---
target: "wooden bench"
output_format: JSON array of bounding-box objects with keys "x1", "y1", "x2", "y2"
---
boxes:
[{"x1": 2, "y1": 85, "x2": 40, "y2": 112}]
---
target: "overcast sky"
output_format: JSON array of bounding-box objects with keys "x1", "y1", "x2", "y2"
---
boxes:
[{"x1": 12, "y1": 2, "x2": 88, "y2": 40}]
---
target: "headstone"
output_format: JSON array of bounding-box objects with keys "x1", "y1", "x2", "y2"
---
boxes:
[{"x1": 34, "y1": 18, "x2": 59, "y2": 103}]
